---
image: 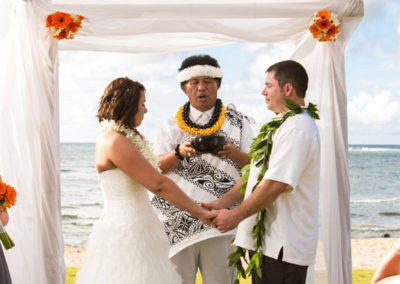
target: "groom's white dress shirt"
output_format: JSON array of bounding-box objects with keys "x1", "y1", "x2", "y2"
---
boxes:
[{"x1": 235, "y1": 112, "x2": 320, "y2": 266}]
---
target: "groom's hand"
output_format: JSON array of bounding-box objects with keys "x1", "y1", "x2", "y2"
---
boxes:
[
  {"x1": 212, "y1": 209, "x2": 241, "y2": 233},
  {"x1": 198, "y1": 210, "x2": 218, "y2": 226},
  {"x1": 200, "y1": 200, "x2": 222, "y2": 211}
]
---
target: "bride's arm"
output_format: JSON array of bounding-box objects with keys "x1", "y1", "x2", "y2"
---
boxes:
[{"x1": 104, "y1": 131, "x2": 216, "y2": 224}]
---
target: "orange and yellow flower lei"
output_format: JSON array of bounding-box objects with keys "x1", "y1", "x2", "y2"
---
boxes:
[{"x1": 176, "y1": 104, "x2": 226, "y2": 135}]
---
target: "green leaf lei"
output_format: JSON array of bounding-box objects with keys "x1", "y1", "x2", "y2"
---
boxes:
[{"x1": 228, "y1": 99, "x2": 319, "y2": 283}]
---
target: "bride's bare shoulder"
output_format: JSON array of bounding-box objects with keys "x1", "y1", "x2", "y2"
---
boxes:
[
  {"x1": 95, "y1": 130, "x2": 132, "y2": 173},
  {"x1": 98, "y1": 130, "x2": 128, "y2": 147}
]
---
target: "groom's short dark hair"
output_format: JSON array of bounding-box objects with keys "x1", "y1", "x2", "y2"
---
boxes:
[{"x1": 267, "y1": 60, "x2": 308, "y2": 98}]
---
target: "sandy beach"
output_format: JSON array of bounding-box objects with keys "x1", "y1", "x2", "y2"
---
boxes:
[{"x1": 64, "y1": 238, "x2": 398, "y2": 269}]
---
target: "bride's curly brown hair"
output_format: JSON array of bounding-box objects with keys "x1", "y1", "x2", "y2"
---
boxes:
[{"x1": 97, "y1": 77, "x2": 145, "y2": 135}]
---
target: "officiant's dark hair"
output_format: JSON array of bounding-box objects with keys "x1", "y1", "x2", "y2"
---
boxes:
[
  {"x1": 266, "y1": 60, "x2": 308, "y2": 98},
  {"x1": 97, "y1": 77, "x2": 145, "y2": 134}
]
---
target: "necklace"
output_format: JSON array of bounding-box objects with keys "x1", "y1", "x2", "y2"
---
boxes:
[
  {"x1": 229, "y1": 99, "x2": 319, "y2": 282},
  {"x1": 176, "y1": 99, "x2": 225, "y2": 135},
  {"x1": 100, "y1": 120, "x2": 160, "y2": 171}
]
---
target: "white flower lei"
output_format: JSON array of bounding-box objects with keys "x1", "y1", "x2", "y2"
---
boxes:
[{"x1": 100, "y1": 120, "x2": 160, "y2": 172}]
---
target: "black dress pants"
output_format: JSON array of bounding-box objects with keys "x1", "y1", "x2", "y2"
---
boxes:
[{"x1": 249, "y1": 248, "x2": 308, "y2": 284}]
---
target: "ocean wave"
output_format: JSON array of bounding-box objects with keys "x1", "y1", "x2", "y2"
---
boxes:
[
  {"x1": 379, "y1": 212, "x2": 400, "y2": 216},
  {"x1": 351, "y1": 195, "x2": 400, "y2": 203},
  {"x1": 70, "y1": 222, "x2": 94, "y2": 227},
  {"x1": 80, "y1": 202, "x2": 102, "y2": 207},
  {"x1": 62, "y1": 214, "x2": 78, "y2": 220},
  {"x1": 349, "y1": 146, "x2": 400, "y2": 152},
  {"x1": 352, "y1": 226, "x2": 400, "y2": 232}
]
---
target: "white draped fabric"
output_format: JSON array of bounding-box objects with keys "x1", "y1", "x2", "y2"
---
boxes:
[{"x1": 0, "y1": 0, "x2": 363, "y2": 283}]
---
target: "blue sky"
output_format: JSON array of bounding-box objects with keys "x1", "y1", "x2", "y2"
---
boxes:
[{"x1": 0, "y1": 0, "x2": 399, "y2": 144}]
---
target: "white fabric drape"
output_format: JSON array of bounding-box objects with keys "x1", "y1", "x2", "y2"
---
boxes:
[
  {"x1": 0, "y1": 0, "x2": 363, "y2": 283},
  {"x1": 0, "y1": 1, "x2": 64, "y2": 284}
]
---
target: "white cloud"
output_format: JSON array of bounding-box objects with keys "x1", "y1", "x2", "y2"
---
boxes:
[
  {"x1": 397, "y1": 22, "x2": 400, "y2": 36},
  {"x1": 348, "y1": 91, "x2": 400, "y2": 126},
  {"x1": 347, "y1": 90, "x2": 400, "y2": 144},
  {"x1": 59, "y1": 51, "x2": 183, "y2": 142},
  {"x1": 249, "y1": 42, "x2": 294, "y2": 79}
]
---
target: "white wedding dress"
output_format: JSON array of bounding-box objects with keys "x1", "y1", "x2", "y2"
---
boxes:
[{"x1": 75, "y1": 168, "x2": 182, "y2": 284}]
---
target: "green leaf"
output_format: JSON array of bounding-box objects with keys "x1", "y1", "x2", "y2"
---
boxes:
[{"x1": 256, "y1": 265, "x2": 263, "y2": 278}]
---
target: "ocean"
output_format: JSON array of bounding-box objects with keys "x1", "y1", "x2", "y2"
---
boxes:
[{"x1": 61, "y1": 143, "x2": 400, "y2": 246}]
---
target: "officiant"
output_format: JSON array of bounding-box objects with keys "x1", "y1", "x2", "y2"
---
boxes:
[{"x1": 151, "y1": 54, "x2": 253, "y2": 284}]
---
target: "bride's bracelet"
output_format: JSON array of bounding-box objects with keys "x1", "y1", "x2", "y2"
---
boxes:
[{"x1": 175, "y1": 144, "x2": 184, "y2": 160}]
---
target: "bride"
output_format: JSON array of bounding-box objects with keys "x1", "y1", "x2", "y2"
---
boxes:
[{"x1": 75, "y1": 77, "x2": 216, "y2": 284}]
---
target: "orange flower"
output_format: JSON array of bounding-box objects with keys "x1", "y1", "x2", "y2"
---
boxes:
[
  {"x1": 0, "y1": 182, "x2": 6, "y2": 195},
  {"x1": 69, "y1": 20, "x2": 82, "y2": 33},
  {"x1": 4, "y1": 186, "x2": 16, "y2": 207},
  {"x1": 55, "y1": 29, "x2": 69, "y2": 40},
  {"x1": 316, "y1": 10, "x2": 331, "y2": 20},
  {"x1": 309, "y1": 25, "x2": 321, "y2": 39},
  {"x1": 315, "y1": 18, "x2": 332, "y2": 31},
  {"x1": 325, "y1": 24, "x2": 339, "y2": 39},
  {"x1": 51, "y1": 12, "x2": 72, "y2": 29},
  {"x1": 46, "y1": 14, "x2": 53, "y2": 27},
  {"x1": 309, "y1": 10, "x2": 340, "y2": 42},
  {"x1": 46, "y1": 12, "x2": 84, "y2": 40},
  {"x1": 0, "y1": 181, "x2": 16, "y2": 209}
]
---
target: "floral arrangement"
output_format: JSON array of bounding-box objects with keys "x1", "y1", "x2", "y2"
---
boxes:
[
  {"x1": 176, "y1": 99, "x2": 226, "y2": 136},
  {"x1": 46, "y1": 11, "x2": 84, "y2": 40},
  {"x1": 309, "y1": 10, "x2": 340, "y2": 42},
  {"x1": 100, "y1": 120, "x2": 160, "y2": 171},
  {"x1": 0, "y1": 177, "x2": 17, "y2": 250}
]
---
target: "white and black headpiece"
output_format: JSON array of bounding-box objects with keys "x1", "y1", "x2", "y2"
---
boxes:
[{"x1": 177, "y1": 55, "x2": 223, "y2": 84}]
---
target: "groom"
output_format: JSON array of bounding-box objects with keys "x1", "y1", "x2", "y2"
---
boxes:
[
  {"x1": 203, "y1": 60, "x2": 321, "y2": 284},
  {"x1": 151, "y1": 54, "x2": 253, "y2": 284}
]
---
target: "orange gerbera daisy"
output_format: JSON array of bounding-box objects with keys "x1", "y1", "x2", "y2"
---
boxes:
[
  {"x1": 51, "y1": 12, "x2": 72, "y2": 29},
  {"x1": 69, "y1": 20, "x2": 82, "y2": 33},
  {"x1": 316, "y1": 10, "x2": 331, "y2": 20},
  {"x1": 45, "y1": 14, "x2": 53, "y2": 28},
  {"x1": 55, "y1": 29, "x2": 69, "y2": 40},
  {"x1": 0, "y1": 182, "x2": 6, "y2": 195},
  {"x1": 309, "y1": 25, "x2": 321, "y2": 39},
  {"x1": 4, "y1": 186, "x2": 16, "y2": 207},
  {"x1": 315, "y1": 18, "x2": 332, "y2": 31},
  {"x1": 46, "y1": 12, "x2": 84, "y2": 40},
  {"x1": 325, "y1": 24, "x2": 339, "y2": 39}
]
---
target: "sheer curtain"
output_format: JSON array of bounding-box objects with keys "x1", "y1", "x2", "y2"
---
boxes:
[
  {"x1": 0, "y1": 0, "x2": 363, "y2": 283},
  {"x1": 0, "y1": 1, "x2": 64, "y2": 284}
]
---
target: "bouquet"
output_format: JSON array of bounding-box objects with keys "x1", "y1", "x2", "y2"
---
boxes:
[
  {"x1": 309, "y1": 10, "x2": 340, "y2": 42},
  {"x1": 46, "y1": 11, "x2": 84, "y2": 40},
  {"x1": 0, "y1": 177, "x2": 17, "y2": 250}
]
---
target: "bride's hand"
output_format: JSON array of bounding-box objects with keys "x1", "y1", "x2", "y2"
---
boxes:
[{"x1": 198, "y1": 209, "x2": 217, "y2": 227}]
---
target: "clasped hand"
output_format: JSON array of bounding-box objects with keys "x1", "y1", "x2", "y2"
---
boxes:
[{"x1": 200, "y1": 202, "x2": 240, "y2": 233}]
